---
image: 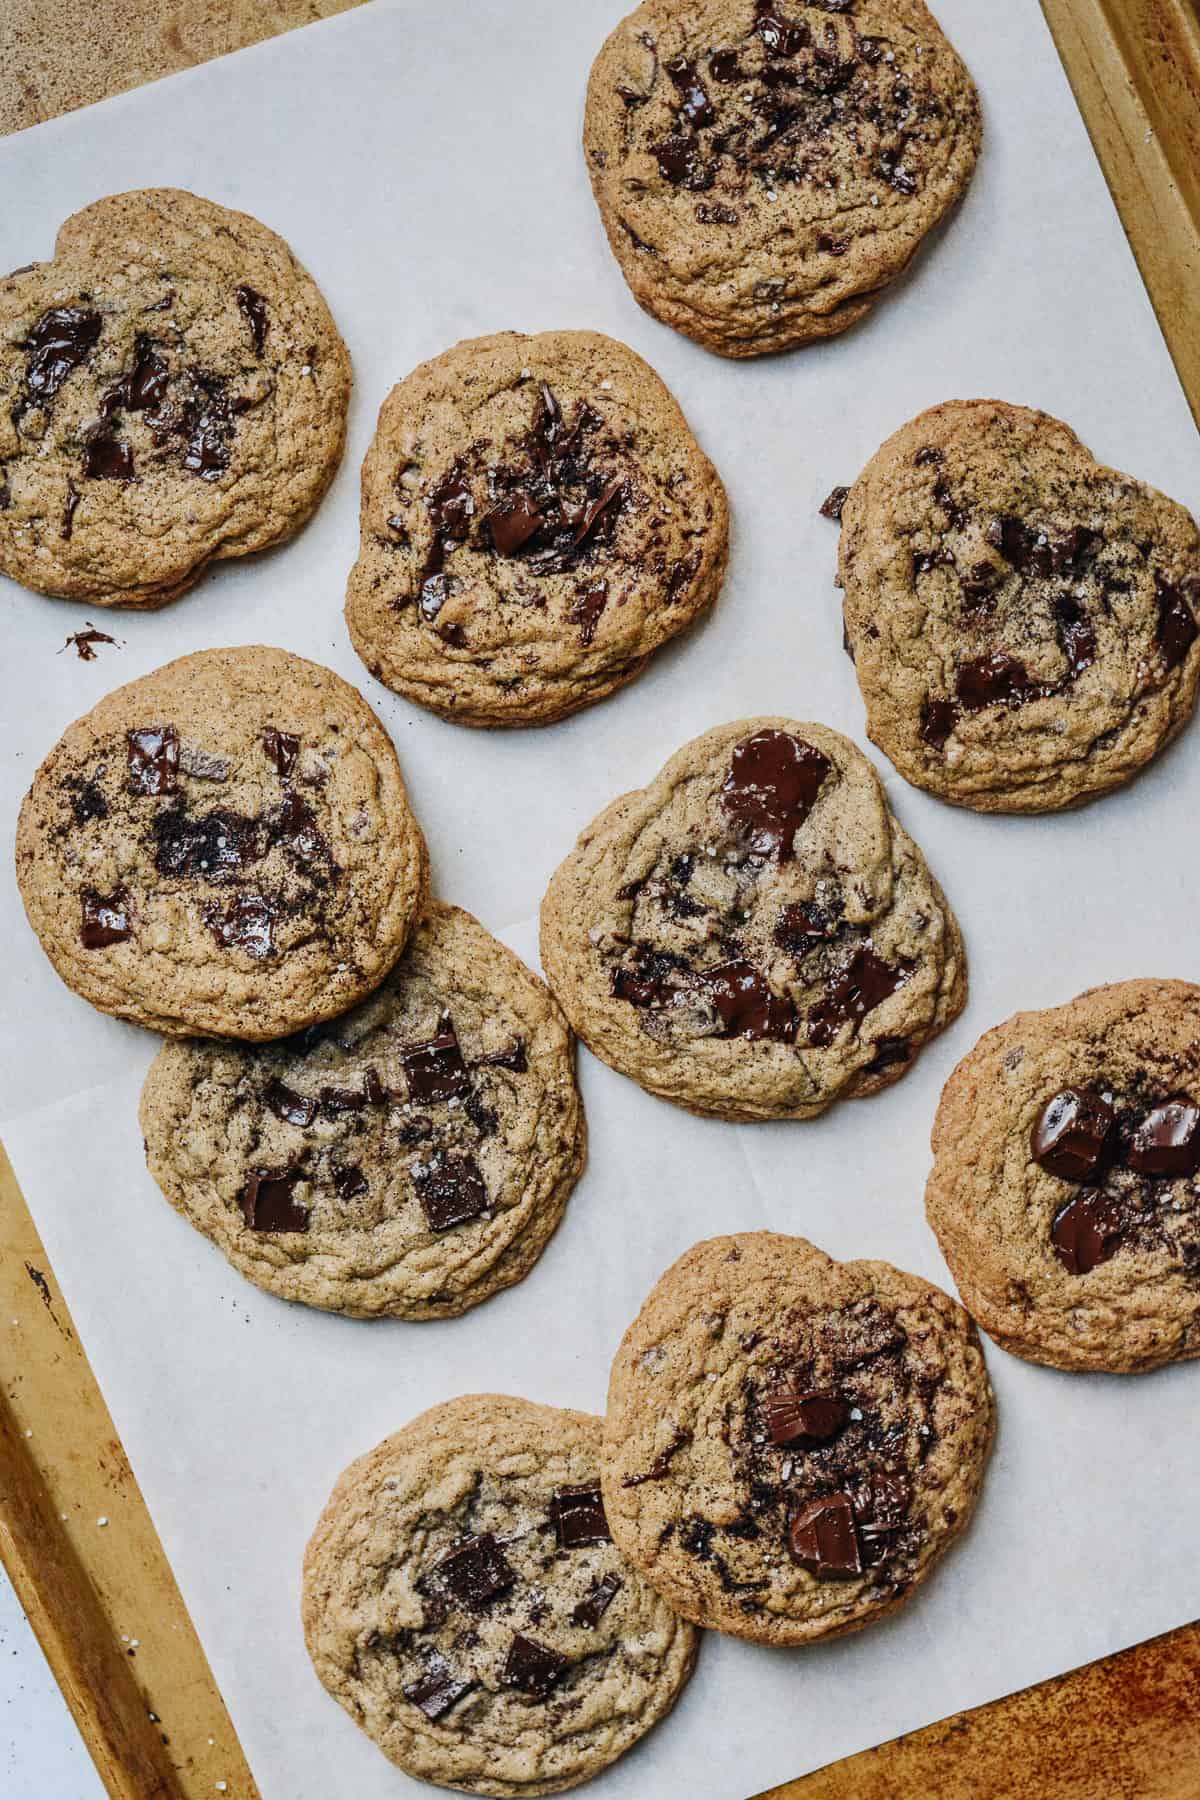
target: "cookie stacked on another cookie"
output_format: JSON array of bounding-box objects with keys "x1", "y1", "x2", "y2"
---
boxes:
[
  {"x1": 346, "y1": 330, "x2": 729, "y2": 726},
  {"x1": 584, "y1": 0, "x2": 981, "y2": 357},
  {"x1": 0, "y1": 190, "x2": 350, "y2": 609},
  {"x1": 836, "y1": 400, "x2": 1200, "y2": 811},
  {"x1": 927, "y1": 979, "x2": 1200, "y2": 1373},
  {"x1": 140, "y1": 903, "x2": 585, "y2": 1321},
  {"x1": 303, "y1": 1395, "x2": 700, "y2": 1795},
  {"x1": 541, "y1": 717, "x2": 965, "y2": 1120}
]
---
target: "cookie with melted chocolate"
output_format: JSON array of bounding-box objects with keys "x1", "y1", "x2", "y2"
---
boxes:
[
  {"x1": 540, "y1": 717, "x2": 965, "y2": 1120},
  {"x1": 602, "y1": 1232, "x2": 994, "y2": 1645},
  {"x1": 139, "y1": 902, "x2": 585, "y2": 1320},
  {"x1": 838, "y1": 400, "x2": 1200, "y2": 811},
  {"x1": 16, "y1": 646, "x2": 427, "y2": 1038},
  {"x1": 584, "y1": 0, "x2": 981, "y2": 357},
  {"x1": 0, "y1": 189, "x2": 349, "y2": 609},
  {"x1": 302, "y1": 1395, "x2": 698, "y2": 1794},
  {"x1": 345, "y1": 330, "x2": 729, "y2": 726},
  {"x1": 927, "y1": 978, "x2": 1200, "y2": 1373}
]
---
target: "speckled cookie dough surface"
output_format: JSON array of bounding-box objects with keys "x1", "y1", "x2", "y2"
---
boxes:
[
  {"x1": 0, "y1": 188, "x2": 350, "y2": 608},
  {"x1": 927, "y1": 979, "x2": 1200, "y2": 1374},
  {"x1": 16, "y1": 645, "x2": 427, "y2": 1040},
  {"x1": 837, "y1": 400, "x2": 1200, "y2": 812},
  {"x1": 540, "y1": 717, "x2": 965, "y2": 1121},
  {"x1": 602, "y1": 1232, "x2": 994, "y2": 1646},
  {"x1": 302, "y1": 1395, "x2": 700, "y2": 1796},
  {"x1": 345, "y1": 330, "x2": 729, "y2": 726},
  {"x1": 584, "y1": 0, "x2": 981, "y2": 357},
  {"x1": 139, "y1": 902, "x2": 585, "y2": 1320}
]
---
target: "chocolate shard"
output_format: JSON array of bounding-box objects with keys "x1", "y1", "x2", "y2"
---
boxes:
[
  {"x1": 331, "y1": 1162, "x2": 368, "y2": 1200},
  {"x1": 1125, "y1": 1098, "x2": 1200, "y2": 1177},
  {"x1": 435, "y1": 1533, "x2": 515, "y2": 1608},
  {"x1": 819, "y1": 485, "x2": 849, "y2": 522},
  {"x1": 490, "y1": 493, "x2": 543, "y2": 555},
  {"x1": 236, "y1": 285, "x2": 269, "y2": 357},
  {"x1": 22, "y1": 306, "x2": 101, "y2": 403},
  {"x1": 572, "y1": 1572, "x2": 622, "y2": 1628},
  {"x1": 1050, "y1": 1192, "x2": 1124, "y2": 1276},
  {"x1": 763, "y1": 1390, "x2": 849, "y2": 1448},
  {"x1": 319, "y1": 1084, "x2": 367, "y2": 1118},
  {"x1": 699, "y1": 960, "x2": 799, "y2": 1043},
  {"x1": 205, "y1": 892, "x2": 276, "y2": 960},
  {"x1": 262, "y1": 728, "x2": 300, "y2": 777},
  {"x1": 414, "y1": 1152, "x2": 489, "y2": 1233},
  {"x1": 721, "y1": 729, "x2": 832, "y2": 862},
  {"x1": 477, "y1": 1038, "x2": 528, "y2": 1074},
  {"x1": 549, "y1": 1486, "x2": 612, "y2": 1549},
  {"x1": 501, "y1": 1633, "x2": 569, "y2": 1700},
  {"x1": 240, "y1": 1166, "x2": 308, "y2": 1233},
  {"x1": 403, "y1": 1662, "x2": 476, "y2": 1722},
  {"x1": 80, "y1": 888, "x2": 131, "y2": 949},
  {"x1": 265, "y1": 1079, "x2": 318, "y2": 1128},
  {"x1": 919, "y1": 698, "x2": 957, "y2": 752},
  {"x1": 1156, "y1": 575, "x2": 1199, "y2": 672},
  {"x1": 807, "y1": 946, "x2": 913, "y2": 1047},
  {"x1": 1030, "y1": 1087, "x2": 1115, "y2": 1181},
  {"x1": 402, "y1": 1015, "x2": 472, "y2": 1104},
  {"x1": 856, "y1": 1470, "x2": 912, "y2": 1538},
  {"x1": 127, "y1": 725, "x2": 180, "y2": 796},
  {"x1": 570, "y1": 580, "x2": 609, "y2": 646},
  {"x1": 83, "y1": 434, "x2": 134, "y2": 480},
  {"x1": 787, "y1": 1493, "x2": 863, "y2": 1579},
  {"x1": 621, "y1": 1431, "x2": 690, "y2": 1488}
]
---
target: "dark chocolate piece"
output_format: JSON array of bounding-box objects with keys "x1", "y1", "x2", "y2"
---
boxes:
[
  {"x1": 700, "y1": 960, "x2": 800, "y2": 1043},
  {"x1": 1156, "y1": 575, "x2": 1199, "y2": 672},
  {"x1": 153, "y1": 806, "x2": 263, "y2": 880},
  {"x1": 404, "y1": 1663, "x2": 476, "y2": 1722},
  {"x1": 262, "y1": 728, "x2": 300, "y2": 778},
  {"x1": 414, "y1": 1153, "x2": 488, "y2": 1233},
  {"x1": 63, "y1": 624, "x2": 116, "y2": 662},
  {"x1": 621, "y1": 1431, "x2": 691, "y2": 1488},
  {"x1": 955, "y1": 652, "x2": 1038, "y2": 712},
  {"x1": 666, "y1": 57, "x2": 715, "y2": 128},
  {"x1": 1030, "y1": 1088, "x2": 1114, "y2": 1181},
  {"x1": 857, "y1": 1470, "x2": 912, "y2": 1537},
  {"x1": 235, "y1": 285, "x2": 269, "y2": 357},
  {"x1": 570, "y1": 580, "x2": 609, "y2": 646},
  {"x1": 819, "y1": 485, "x2": 849, "y2": 522},
  {"x1": 240, "y1": 1166, "x2": 307, "y2": 1233},
  {"x1": 127, "y1": 725, "x2": 180, "y2": 796},
  {"x1": 1055, "y1": 594, "x2": 1096, "y2": 680},
  {"x1": 501, "y1": 1634, "x2": 569, "y2": 1700},
  {"x1": 83, "y1": 435, "x2": 134, "y2": 480},
  {"x1": 1050, "y1": 1192, "x2": 1124, "y2": 1276},
  {"x1": 403, "y1": 1016, "x2": 471, "y2": 1104},
  {"x1": 205, "y1": 892, "x2": 275, "y2": 959},
  {"x1": 1126, "y1": 1098, "x2": 1200, "y2": 1177},
  {"x1": 435, "y1": 1533, "x2": 515, "y2": 1608},
  {"x1": 331, "y1": 1162, "x2": 368, "y2": 1200},
  {"x1": 477, "y1": 1038, "x2": 528, "y2": 1073},
  {"x1": 721, "y1": 729, "x2": 832, "y2": 862},
  {"x1": 80, "y1": 889, "x2": 130, "y2": 948},
  {"x1": 807, "y1": 946, "x2": 912, "y2": 1046},
  {"x1": 490, "y1": 494, "x2": 542, "y2": 555},
  {"x1": 572, "y1": 1573, "x2": 622, "y2": 1627},
  {"x1": 549, "y1": 1486, "x2": 611, "y2": 1549},
  {"x1": 265, "y1": 1079, "x2": 318, "y2": 1128},
  {"x1": 787, "y1": 1493, "x2": 863, "y2": 1579},
  {"x1": 763, "y1": 1390, "x2": 849, "y2": 1447},
  {"x1": 319, "y1": 1085, "x2": 367, "y2": 1117},
  {"x1": 919, "y1": 698, "x2": 957, "y2": 752},
  {"x1": 22, "y1": 306, "x2": 101, "y2": 404}
]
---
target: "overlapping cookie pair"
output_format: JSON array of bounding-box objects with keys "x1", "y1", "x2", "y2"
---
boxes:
[{"x1": 302, "y1": 1229, "x2": 995, "y2": 1795}]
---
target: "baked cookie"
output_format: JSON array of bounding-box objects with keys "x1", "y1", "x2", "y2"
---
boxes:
[
  {"x1": 539, "y1": 717, "x2": 965, "y2": 1121},
  {"x1": 139, "y1": 902, "x2": 585, "y2": 1320},
  {"x1": 345, "y1": 331, "x2": 728, "y2": 726},
  {"x1": 584, "y1": 0, "x2": 980, "y2": 358},
  {"x1": 602, "y1": 1232, "x2": 993, "y2": 1646},
  {"x1": 0, "y1": 188, "x2": 350, "y2": 609},
  {"x1": 16, "y1": 646, "x2": 427, "y2": 1040},
  {"x1": 302, "y1": 1395, "x2": 699, "y2": 1796},
  {"x1": 927, "y1": 979, "x2": 1200, "y2": 1374},
  {"x1": 837, "y1": 400, "x2": 1200, "y2": 812}
]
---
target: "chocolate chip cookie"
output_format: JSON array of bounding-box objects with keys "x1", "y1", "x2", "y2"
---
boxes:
[
  {"x1": 344, "y1": 331, "x2": 729, "y2": 726},
  {"x1": 927, "y1": 979, "x2": 1200, "y2": 1374},
  {"x1": 602, "y1": 1233, "x2": 993, "y2": 1646},
  {"x1": 1, "y1": 188, "x2": 350, "y2": 609},
  {"x1": 302, "y1": 1395, "x2": 699, "y2": 1795},
  {"x1": 539, "y1": 718, "x2": 965, "y2": 1121},
  {"x1": 584, "y1": 0, "x2": 981, "y2": 358},
  {"x1": 837, "y1": 400, "x2": 1200, "y2": 812},
  {"x1": 16, "y1": 646, "x2": 427, "y2": 1040},
  {"x1": 139, "y1": 902, "x2": 585, "y2": 1319}
]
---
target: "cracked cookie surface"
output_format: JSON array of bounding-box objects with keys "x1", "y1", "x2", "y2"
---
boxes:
[
  {"x1": 0, "y1": 188, "x2": 350, "y2": 608},
  {"x1": 601, "y1": 1233, "x2": 994, "y2": 1646},
  {"x1": 302, "y1": 1395, "x2": 699, "y2": 1796},
  {"x1": 583, "y1": 0, "x2": 980, "y2": 358},
  {"x1": 927, "y1": 979, "x2": 1200, "y2": 1373},
  {"x1": 539, "y1": 717, "x2": 965, "y2": 1121},
  {"x1": 139, "y1": 902, "x2": 585, "y2": 1319},
  {"x1": 837, "y1": 400, "x2": 1200, "y2": 812},
  {"x1": 345, "y1": 331, "x2": 729, "y2": 726},
  {"x1": 16, "y1": 645, "x2": 427, "y2": 1039}
]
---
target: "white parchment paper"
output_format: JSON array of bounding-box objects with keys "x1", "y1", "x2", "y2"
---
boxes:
[{"x1": 2, "y1": 2, "x2": 1199, "y2": 1793}]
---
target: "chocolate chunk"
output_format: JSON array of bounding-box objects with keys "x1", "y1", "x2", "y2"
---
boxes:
[
  {"x1": 404, "y1": 1663, "x2": 475, "y2": 1722},
  {"x1": 1050, "y1": 525, "x2": 1101, "y2": 575},
  {"x1": 913, "y1": 547, "x2": 955, "y2": 578},
  {"x1": 549, "y1": 1486, "x2": 611, "y2": 1549},
  {"x1": 502, "y1": 1634, "x2": 569, "y2": 1700},
  {"x1": 570, "y1": 580, "x2": 609, "y2": 646},
  {"x1": 63, "y1": 624, "x2": 116, "y2": 662},
  {"x1": 700, "y1": 960, "x2": 800, "y2": 1043},
  {"x1": 265, "y1": 1079, "x2": 318, "y2": 1128},
  {"x1": 666, "y1": 57, "x2": 715, "y2": 128},
  {"x1": 807, "y1": 946, "x2": 912, "y2": 1046},
  {"x1": 820, "y1": 485, "x2": 849, "y2": 522},
  {"x1": 612, "y1": 944, "x2": 687, "y2": 1010},
  {"x1": 331, "y1": 1162, "x2": 368, "y2": 1200},
  {"x1": 262, "y1": 728, "x2": 299, "y2": 777},
  {"x1": 435, "y1": 1533, "x2": 515, "y2": 1608},
  {"x1": 490, "y1": 493, "x2": 542, "y2": 555},
  {"x1": 755, "y1": 3, "x2": 809, "y2": 56},
  {"x1": 987, "y1": 515, "x2": 1051, "y2": 578},
  {"x1": 1055, "y1": 594, "x2": 1096, "y2": 680},
  {"x1": 127, "y1": 725, "x2": 180, "y2": 796},
  {"x1": 571, "y1": 477, "x2": 624, "y2": 549},
  {"x1": 123, "y1": 336, "x2": 169, "y2": 411},
  {"x1": 414, "y1": 1152, "x2": 488, "y2": 1232},
  {"x1": 173, "y1": 374, "x2": 241, "y2": 481},
  {"x1": 919, "y1": 698, "x2": 957, "y2": 751},
  {"x1": 1126, "y1": 1098, "x2": 1200, "y2": 1177},
  {"x1": 764, "y1": 1390, "x2": 849, "y2": 1447},
  {"x1": 22, "y1": 306, "x2": 101, "y2": 404},
  {"x1": 403, "y1": 1016, "x2": 471, "y2": 1104},
  {"x1": 857, "y1": 1470, "x2": 912, "y2": 1537},
  {"x1": 270, "y1": 791, "x2": 330, "y2": 867},
  {"x1": 61, "y1": 482, "x2": 79, "y2": 538},
  {"x1": 1050, "y1": 1192, "x2": 1124, "y2": 1276},
  {"x1": 80, "y1": 888, "x2": 130, "y2": 948},
  {"x1": 319, "y1": 1085, "x2": 367, "y2": 1117},
  {"x1": 83, "y1": 434, "x2": 134, "y2": 481},
  {"x1": 708, "y1": 49, "x2": 741, "y2": 81},
  {"x1": 788, "y1": 1493, "x2": 863, "y2": 1578},
  {"x1": 153, "y1": 806, "x2": 263, "y2": 880},
  {"x1": 721, "y1": 729, "x2": 832, "y2": 862},
  {"x1": 478, "y1": 1038, "x2": 528, "y2": 1073},
  {"x1": 363, "y1": 1067, "x2": 389, "y2": 1106},
  {"x1": 652, "y1": 133, "x2": 710, "y2": 189},
  {"x1": 955, "y1": 652, "x2": 1038, "y2": 712},
  {"x1": 622, "y1": 1431, "x2": 691, "y2": 1488},
  {"x1": 1156, "y1": 575, "x2": 1199, "y2": 672},
  {"x1": 205, "y1": 893, "x2": 275, "y2": 959},
  {"x1": 572, "y1": 1573, "x2": 622, "y2": 1628},
  {"x1": 866, "y1": 1036, "x2": 911, "y2": 1074},
  {"x1": 240, "y1": 1167, "x2": 307, "y2": 1233},
  {"x1": 1030, "y1": 1088, "x2": 1114, "y2": 1181},
  {"x1": 235, "y1": 285, "x2": 269, "y2": 357},
  {"x1": 774, "y1": 901, "x2": 842, "y2": 955}
]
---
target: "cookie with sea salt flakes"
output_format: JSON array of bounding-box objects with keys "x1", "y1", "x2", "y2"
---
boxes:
[
  {"x1": 344, "y1": 330, "x2": 729, "y2": 726},
  {"x1": 15, "y1": 646, "x2": 427, "y2": 1040},
  {"x1": 926, "y1": 979, "x2": 1200, "y2": 1373},
  {"x1": 583, "y1": 0, "x2": 981, "y2": 358},
  {"x1": 139, "y1": 902, "x2": 585, "y2": 1320},
  {"x1": 0, "y1": 188, "x2": 350, "y2": 609},
  {"x1": 836, "y1": 400, "x2": 1200, "y2": 812},
  {"x1": 539, "y1": 717, "x2": 965, "y2": 1121},
  {"x1": 302, "y1": 1395, "x2": 699, "y2": 1795},
  {"x1": 601, "y1": 1232, "x2": 994, "y2": 1646}
]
